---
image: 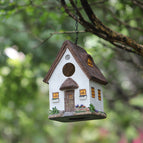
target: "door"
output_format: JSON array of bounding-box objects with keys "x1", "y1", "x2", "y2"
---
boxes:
[{"x1": 65, "y1": 90, "x2": 74, "y2": 112}]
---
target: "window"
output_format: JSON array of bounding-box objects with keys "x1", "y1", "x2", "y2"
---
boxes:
[
  {"x1": 88, "y1": 58, "x2": 93, "y2": 67},
  {"x1": 80, "y1": 89, "x2": 86, "y2": 97},
  {"x1": 52, "y1": 92, "x2": 59, "y2": 100},
  {"x1": 91, "y1": 87, "x2": 95, "y2": 98},
  {"x1": 98, "y1": 89, "x2": 101, "y2": 101},
  {"x1": 65, "y1": 54, "x2": 70, "y2": 60}
]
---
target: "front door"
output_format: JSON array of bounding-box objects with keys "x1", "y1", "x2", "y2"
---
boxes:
[{"x1": 65, "y1": 90, "x2": 74, "y2": 112}]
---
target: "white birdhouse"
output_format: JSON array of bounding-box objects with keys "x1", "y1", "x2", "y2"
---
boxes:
[{"x1": 43, "y1": 40, "x2": 108, "y2": 122}]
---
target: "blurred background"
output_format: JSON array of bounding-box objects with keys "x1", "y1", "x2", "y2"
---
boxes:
[{"x1": 0, "y1": 0, "x2": 143, "y2": 143}]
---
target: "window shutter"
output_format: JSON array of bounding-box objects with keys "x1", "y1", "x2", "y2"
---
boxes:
[
  {"x1": 91, "y1": 87, "x2": 95, "y2": 98},
  {"x1": 98, "y1": 89, "x2": 101, "y2": 101}
]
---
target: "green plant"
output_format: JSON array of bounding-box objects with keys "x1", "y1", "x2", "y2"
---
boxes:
[
  {"x1": 49, "y1": 107, "x2": 59, "y2": 115},
  {"x1": 98, "y1": 111, "x2": 105, "y2": 114},
  {"x1": 89, "y1": 104, "x2": 95, "y2": 112}
]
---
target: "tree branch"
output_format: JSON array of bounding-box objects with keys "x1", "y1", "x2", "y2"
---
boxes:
[
  {"x1": 111, "y1": 42, "x2": 141, "y2": 55},
  {"x1": 60, "y1": 0, "x2": 143, "y2": 57},
  {"x1": 104, "y1": 7, "x2": 143, "y2": 32},
  {"x1": 131, "y1": 0, "x2": 143, "y2": 9},
  {"x1": 80, "y1": 0, "x2": 143, "y2": 56},
  {"x1": 36, "y1": 30, "x2": 86, "y2": 48}
]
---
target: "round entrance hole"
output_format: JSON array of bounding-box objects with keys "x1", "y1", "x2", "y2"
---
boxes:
[{"x1": 63, "y1": 63, "x2": 75, "y2": 77}]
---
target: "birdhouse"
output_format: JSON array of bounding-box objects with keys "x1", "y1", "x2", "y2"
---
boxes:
[{"x1": 43, "y1": 40, "x2": 108, "y2": 122}]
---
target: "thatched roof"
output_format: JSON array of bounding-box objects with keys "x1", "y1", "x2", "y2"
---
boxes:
[{"x1": 43, "y1": 40, "x2": 108, "y2": 85}]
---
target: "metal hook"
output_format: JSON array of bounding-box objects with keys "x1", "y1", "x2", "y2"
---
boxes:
[{"x1": 75, "y1": 0, "x2": 79, "y2": 45}]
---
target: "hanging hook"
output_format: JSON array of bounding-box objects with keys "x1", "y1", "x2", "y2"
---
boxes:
[{"x1": 75, "y1": 0, "x2": 79, "y2": 45}]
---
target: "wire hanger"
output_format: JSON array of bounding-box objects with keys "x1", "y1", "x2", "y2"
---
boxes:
[{"x1": 75, "y1": 0, "x2": 79, "y2": 45}]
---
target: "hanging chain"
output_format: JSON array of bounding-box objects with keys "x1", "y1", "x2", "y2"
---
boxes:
[{"x1": 75, "y1": 0, "x2": 79, "y2": 45}]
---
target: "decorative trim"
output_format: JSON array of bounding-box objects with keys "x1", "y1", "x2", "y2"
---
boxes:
[
  {"x1": 52, "y1": 99, "x2": 59, "y2": 103},
  {"x1": 79, "y1": 95, "x2": 86, "y2": 97},
  {"x1": 79, "y1": 95, "x2": 87, "y2": 100}
]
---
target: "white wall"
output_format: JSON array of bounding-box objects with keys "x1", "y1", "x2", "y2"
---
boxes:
[
  {"x1": 89, "y1": 81, "x2": 104, "y2": 112},
  {"x1": 48, "y1": 49, "x2": 90, "y2": 110}
]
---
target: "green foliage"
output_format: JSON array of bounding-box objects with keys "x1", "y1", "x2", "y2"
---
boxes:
[
  {"x1": 89, "y1": 104, "x2": 95, "y2": 112},
  {"x1": 49, "y1": 107, "x2": 59, "y2": 115},
  {"x1": 0, "y1": 0, "x2": 143, "y2": 143}
]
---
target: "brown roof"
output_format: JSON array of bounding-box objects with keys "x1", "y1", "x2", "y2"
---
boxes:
[
  {"x1": 43, "y1": 40, "x2": 108, "y2": 85},
  {"x1": 60, "y1": 78, "x2": 79, "y2": 90}
]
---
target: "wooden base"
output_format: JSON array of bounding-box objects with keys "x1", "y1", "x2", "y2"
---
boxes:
[{"x1": 48, "y1": 111, "x2": 107, "y2": 122}]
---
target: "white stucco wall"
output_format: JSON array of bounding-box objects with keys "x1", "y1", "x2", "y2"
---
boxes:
[
  {"x1": 89, "y1": 81, "x2": 104, "y2": 112},
  {"x1": 48, "y1": 49, "x2": 90, "y2": 111}
]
